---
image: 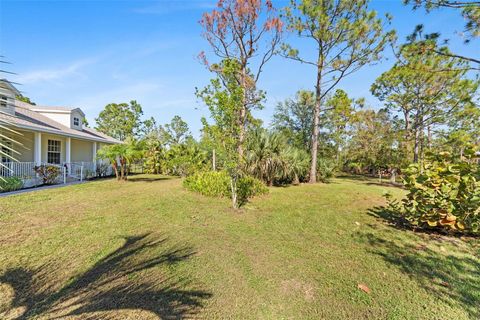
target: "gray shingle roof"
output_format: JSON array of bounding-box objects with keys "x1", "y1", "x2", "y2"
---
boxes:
[{"x1": 0, "y1": 101, "x2": 120, "y2": 144}]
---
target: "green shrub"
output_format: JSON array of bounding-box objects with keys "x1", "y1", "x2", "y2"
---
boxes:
[
  {"x1": 34, "y1": 165, "x2": 61, "y2": 185},
  {"x1": 184, "y1": 170, "x2": 231, "y2": 197},
  {"x1": 387, "y1": 149, "x2": 480, "y2": 235},
  {"x1": 317, "y1": 158, "x2": 336, "y2": 182},
  {"x1": 183, "y1": 171, "x2": 268, "y2": 204},
  {"x1": 237, "y1": 175, "x2": 269, "y2": 200},
  {"x1": 0, "y1": 176, "x2": 23, "y2": 192}
]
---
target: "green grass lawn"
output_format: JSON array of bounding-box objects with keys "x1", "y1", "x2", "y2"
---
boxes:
[{"x1": 0, "y1": 175, "x2": 478, "y2": 319}]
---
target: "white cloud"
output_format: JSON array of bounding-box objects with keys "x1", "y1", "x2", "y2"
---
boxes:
[{"x1": 16, "y1": 59, "x2": 96, "y2": 84}]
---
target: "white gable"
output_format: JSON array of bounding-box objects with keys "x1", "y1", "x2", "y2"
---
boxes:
[
  {"x1": 30, "y1": 107, "x2": 86, "y2": 131},
  {"x1": 0, "y1": 80, "x2": 19, "y2": 116}
]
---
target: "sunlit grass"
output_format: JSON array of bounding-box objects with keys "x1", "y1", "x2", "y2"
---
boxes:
[{"x1": 0, "y1": 175, "x2": 478, "y2": 319}]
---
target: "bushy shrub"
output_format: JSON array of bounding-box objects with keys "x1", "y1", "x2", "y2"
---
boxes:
[
  {"x1": 184, "y1": 170, "x2": 231, "y2": 197},
  {"x1": 34, "y1": 165, "x2": 61, "y2": 185},
  {"x1": 0, "y1": 177, "x2": 23, "y2": 192},
  {"x1": 317, "y1": 158, "x2": 336, "y2": 182},
  {"x1": 387, "y1": 150, "x2": 480, "y2": 235},
  {"x1": 183, "y1": 171, "x2": 268, "y2": 204},
  {"x1": 237, "y1": 175, "x2": 269, "y2": 200}
]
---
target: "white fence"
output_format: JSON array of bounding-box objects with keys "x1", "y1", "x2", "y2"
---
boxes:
[
  {"x1": 1, "y1": 161, "x2": 115, "y2": 189},
  {"x1": 0, "y1": 162, "x2": 37, "y2": 179}
]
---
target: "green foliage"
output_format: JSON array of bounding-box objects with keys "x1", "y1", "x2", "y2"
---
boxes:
[
  {"x1": 388, "y1": 149, "x2": 480, "y2": 235},
  {"x1": 95, "y1": 100, "x2": 145, "y2": 141},
  {"x1": 183, "y1": 171, "x2": 268, "y2": 206},
  {"x1": 245, "y1": 128, "x2": 311, "y2": 185},
  {"x1": 34, "y1": 165, "x2": 61, "y2": 185},
  {"x1": 281, "y1": 0, "x2": 395, "y2": 182},
  {"x1": 196, "y1": 59, "x2": 248, "y2": 208},
  {"x1": 316, "y1": 158, "x2": 336, "y2": 183},
  {"x1": 371, "y1": 39, "x2": 478, "y2": 163},
  {"x1": 345, "y1": 109, "x2": 403, "y2": 174},
  {"x1": 162, "y1": 140, "x2": 210, "y2": 177},
  {"x1": 0, "y1": 176, "x2": 23, "y2": 192},
  {"x1": 15, "y1": 94, "x2": 36, "y2": 105},
  {"x1": 245, "y1": 129, "x2": 287, "y2": 186},
  {"x1": 159, "y1": 115, "x2": 192, "y2": 146},
  {"x1": 272, "y1": 90, "x2": 314, "y2": 151},
  {"x1": 97, "y1": 138, "x2": 144, "y2": 180}
]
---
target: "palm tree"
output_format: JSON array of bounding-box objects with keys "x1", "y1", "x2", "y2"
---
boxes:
[
  {"x1": 281, "y1": 147, "x2": 310, "y2": 185},
  {"x1": 245, "y1": 129, "x2": 287, "y2": 186},
  {"x1": 97, "y1": 138, "x2": 144, "y2": 181}
]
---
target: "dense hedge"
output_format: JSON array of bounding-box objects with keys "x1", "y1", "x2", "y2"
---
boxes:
[
  {"x1": 387, "y1": 150, "x2": 480, "y2": 235},
  {"x1": 183, "y1": 171, "x2": 268, "y2": 204}
]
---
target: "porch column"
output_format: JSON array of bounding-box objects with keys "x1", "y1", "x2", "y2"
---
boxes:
[
  {"x1": 65, "y1": 137, "x2": 71, "y2": 173},
  {"x1": 34, "y1": 132, "x2": 42, "y2": 165},
  {"x1": 92, "y1": 142, "x2": 97, "y2": 172}
]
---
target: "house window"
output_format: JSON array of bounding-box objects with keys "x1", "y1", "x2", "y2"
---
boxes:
[
  {"x1": 1, "y1": 139, "x2": 11, "y2": 163},
  {"x1": 0, "y1": 96, "x2": 7, "y2": 108},
  {"x1": 73, "y1": 117, "x2": 80, "y2": 126},
  {"x1": 47, "y1": 140, "x2": 61, "y2": 164}
]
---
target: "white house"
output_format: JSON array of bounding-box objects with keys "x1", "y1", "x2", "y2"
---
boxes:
[{"x1": 0, "y1": 80, "x2": 120, "y2": 187}]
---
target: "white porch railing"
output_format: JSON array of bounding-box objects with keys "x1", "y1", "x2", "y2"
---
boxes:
[
  {"x1": 0, "y1": 162, "x2": 37, "y2": 179},
  {"x1": 1, "y1": 161, "x2": 115, "y2": 189},
  {"x1": 66, "y1": 162, "x2": 97, "y2": 181}
]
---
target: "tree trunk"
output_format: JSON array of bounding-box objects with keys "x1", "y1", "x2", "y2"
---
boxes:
[
  {"x1": 413, "y1": 110, "x2": 421, "y2": 163},
  {"x1": 120, "y1": 158, "x2": 126, "y2": 181},
  {"x1": 309, "y1": 64, "x2": 322, "y2": 183},
  {"x1": 413, "y1": 128, "x2": 420, "y2": 163},
  {"x1": 390, "y1": 169, "x2": 396, "y2": 183},
  {"x1": 419, "y1": 120, "x2": 425, "y2": 164},
  {"x1": 238, "y1": 65, "x2": 247, "y2": 160},
  {"x1": 212, "y1": 149, "x2": 216, "y2": 171},
  {"x1": 112, "y1": 161, "x2": 120, "y2": 180},
  {"x1": 427, "y1": 125, "x2": 432, "y2": 149},
  {"x1": 230, "y1": 175, "x2": 238, "y2": 209}
]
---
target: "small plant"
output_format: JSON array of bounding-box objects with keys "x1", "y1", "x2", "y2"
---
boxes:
[
  {"x1": 387, "y1": 148, "x2": 480, "y2": 235},
  {"x1": 0, "y1": 176, "x2": 23, "y2": 192},
  {"x1": 183, "y1": 171, "x2": 268, "y2": 206},
  {"x1": 34, "y1": 165, "x2": 61, "y2": 185},
  {"x1": 96, "y1": 163, "x2": 111, "y2": 177},
  {"x1": 317, "y1": 158, "x2": 336, "y2": 182}
]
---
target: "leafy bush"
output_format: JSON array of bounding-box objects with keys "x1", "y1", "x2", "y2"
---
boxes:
[
  {"x1": 183, "y1": 171, "x2": 268, "y2": 204},
  {"x1": 317, "y1": 158, "x2": 336, "y2": 182},
  {"x1": 0, "y1": 177, "x2": 23, "y2": 192},
  {"x1": 387, "y1": 150, "x2": 480, "y2": 235},
  {"x1": 184, "y1": 170, "x2": 231, "y2": 197},
  {"x1": 237, "y1": 175, "x2": 269, "y2": 201},
  {"x1": 34, "y1": 165, "x2": 61, "y2": 185}
]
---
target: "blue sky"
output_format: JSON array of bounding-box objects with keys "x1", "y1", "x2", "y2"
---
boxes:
[{"x1": 0, "y1": 0, "x2": 478, "y2": 136}]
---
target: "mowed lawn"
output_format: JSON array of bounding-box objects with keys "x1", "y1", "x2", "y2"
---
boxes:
[{"x1": 0, "y1": 175, "x2": 478, "y2": 319}]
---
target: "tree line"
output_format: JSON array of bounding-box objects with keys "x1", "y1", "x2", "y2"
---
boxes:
[{"x1": 94, "y1": 0, "x2": 479, "y2": 209}]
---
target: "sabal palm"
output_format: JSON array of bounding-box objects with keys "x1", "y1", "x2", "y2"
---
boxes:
[{"x1": 245, "y1": 129, "x2": 287, "y2": 186}]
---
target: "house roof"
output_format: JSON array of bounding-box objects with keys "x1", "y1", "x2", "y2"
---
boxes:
[
  {"x1": 0, "y1": 100, "x2": 120, "y2": 144},
  {"x1": 0, "y1": 79, "x2": 21, "y2": 96}
]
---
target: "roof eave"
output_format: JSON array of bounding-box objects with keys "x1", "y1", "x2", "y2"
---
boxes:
[{"x1": 10, "y1": 122, "x2": 119, "y2": 144}]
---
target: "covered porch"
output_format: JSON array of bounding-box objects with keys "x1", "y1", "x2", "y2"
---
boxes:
[{"x1": 1, "y1": 130, "x2": 111, "y2": 184}]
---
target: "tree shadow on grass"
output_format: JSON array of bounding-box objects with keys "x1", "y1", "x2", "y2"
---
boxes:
[
  {"x1": 127, "y1": 176, "x2": 173, "y2": 183},
  {"x1": 361, "y1": 207, "x2": 480, "y2": 318},
  {"x1": 367, "y1": 206, "x2": 412, "y2": 231},
  {"x1": 0, "y1": 233, "x2": 211, "y2": 319}
]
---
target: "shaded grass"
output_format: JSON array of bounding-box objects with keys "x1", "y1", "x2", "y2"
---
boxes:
[{"x1": 0, "y1": 175, "x2": 478, "y2": 319}]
